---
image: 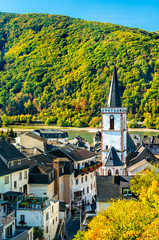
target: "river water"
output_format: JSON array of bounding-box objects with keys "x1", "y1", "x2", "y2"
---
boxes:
[{"x1": 67, "y1": 129, "x2": 159, "y2": 145}]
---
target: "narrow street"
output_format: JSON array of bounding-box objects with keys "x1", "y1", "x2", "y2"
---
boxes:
[{"x1": 65, "y1": 210, "x2": 81, "y2": 240}]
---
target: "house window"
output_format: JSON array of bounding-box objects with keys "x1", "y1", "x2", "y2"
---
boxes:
[
  {"x1": 24, "y1": 170, "x2": 27, "y2": 179},
  {"x1": 76, "y1": 179, "x2": 78, "y2": 185},
  {"x1": 91, "y1": 184, "x2": 92, "y2": 190},
  {"x1": 61, "y1": 182, "x2": 63, "y2": 192},
  {"x1": 123, "y1": 189, "x2": 132, "y2": 196},
  {"x1": 105, "y1": 145, "x2": 108, "y2": 150},
  {"x1": 85, "y1": 176, "x2": 87, "y2": 182},
  {"x1": 19, "y1": 187, "x2": 22, "y2": 192},
  {"x1": 5, "y1": 176, "x2": 9, "y2": 184},
  {"x1": 19, "y1": 172, "x2": 22, "y2": 180},
  {"x1": 52, "y1": 171, "x2": 55, "y2": 178},
  {"x1": 53, "y1": 219, "x2": 54, "y2": 225},
  {"x1": 46, "y1": 226, "x2": 48, "y2": 233},
  {"x1": 115, "y1": 169, "x2": 119, "y2": 175},
  {"x1": 10, "y1": 161, "x2": 14, "y2": 167},
  {"x1": 59, "y1": 183, "x2": 63, "y2": 192},
  {"x1": 87, "y1": 187, "x2": 89, "y2": 194},
  {"x1": 81, "y1": 177, "x2": 83, "y2": 183},
  {"x1": 56, "y1": 217, "x2": 57, "y2": 222},
  {"x1": 20, "y1": 215, "x2": 25, "y2": 223},
  {"x1": 77, "y1": 163, "x2": 80, "y2": 169},
  {"x1": 14, "y1": 181, "x2": 17, "y2": 188},
  {"x1": 17, "y1": 160, "x2": 21, "y2": 165},
  {"x1": 52, "y1": 206, "x2": 54, "y2": 213},
  {"x1": 46, "y1": 212, "x2": 49, "y2": 221},
  {"x1": 110, "y1": 115, "x2": 114, "y2": 130},
  {"x1": 83, "y1": 188, "x2": 85, "y2": 195}
]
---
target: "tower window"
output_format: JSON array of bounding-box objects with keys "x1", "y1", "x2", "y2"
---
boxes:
[{"x1": 110, "y1": 115, "x2": 114, "y2": 130}]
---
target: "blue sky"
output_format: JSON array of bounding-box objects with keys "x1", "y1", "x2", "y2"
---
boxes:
[{"x1": 1, "y1": 0, "x2": 159, "y2": 31}]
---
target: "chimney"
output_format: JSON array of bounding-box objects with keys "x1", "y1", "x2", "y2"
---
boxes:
[
  {"x1": 53, "y1": 160, "x2": 60, "y2": 200},
  {"x1": 113, "y1": 175, "x2": 120, "y2": 184},
  {"x1": 6, "y1": 137, "x2": 12, "y2": 143}
]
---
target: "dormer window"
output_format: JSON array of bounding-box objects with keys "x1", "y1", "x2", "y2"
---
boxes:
[
  {"x1": 123, "y1": 188, "x2": 132, "y2": 196},
  {"x1": 10, "y1": 161, "x2": 14, "y2": 167},
  {"x1": 17, "y1": 160, "x2": 21, "y2": 165},
  {"x1": 110, "y1": 115, "x2": 114, "y2": 130}
]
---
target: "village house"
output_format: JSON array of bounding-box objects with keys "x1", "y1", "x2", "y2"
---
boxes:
[
  {"x1": 59, "y1": 144, "x2": 101, "y2": 205},
  {"x1": 16, "y1": 132, "x2": 47, "y2": 152},
  {"x1": 16, "y1": 196, "x2": 57, "y2": 240},
  {"x1": 32, "y1": 129, "x2": 68, "y2": 143},
  {"x1": 0, "y1": 139, "x2": 29, "y2": 197},
  {"x1": 0, "y1": 199, "x2": 33, "y2": 240},
  {"x1": 142, "y1": 135, "x2": 159, "y2": 158},
  {"x1": 23, "y1": 155, "x2": 59, "y2": 239},
  {"x1": 125, "y1": 146, "x2": 159, "y2": 175},
  {"x1": 96, "y1": 175, "x2": 133, "y2": 212}
]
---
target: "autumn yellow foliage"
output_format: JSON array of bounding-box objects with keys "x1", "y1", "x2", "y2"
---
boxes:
[{"x1": 74, "y1": 169, "x2": 159, "y2": 240}]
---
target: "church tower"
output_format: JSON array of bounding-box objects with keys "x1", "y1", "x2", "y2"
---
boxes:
[{"x1": 101, "y1": 66, "x2": 127, "y2": 175}]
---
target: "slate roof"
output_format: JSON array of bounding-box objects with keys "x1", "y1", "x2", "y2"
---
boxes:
[
  {"x1": 29, "y1": 153, "x2": 57, "y2": 165},
  {"x1": 60, "y1": 144, "x2": 95, "y2": 162},
  {"x1": 107, "y1": 66, "x2": 121, "y2": 107},
  {"x1": 0, "y1": 158, "x2": 11, "y2": 176},
  {"x1": 33, "y1": 129, "x2": 67, "y2": 134},
  {"x1": 127, "y1": 133, "x2": 137, "y2": 153},
  {"x1": 142, "y1": 135, "x2": 159, "y2": 145},
  {"x1": 96, "y1": 176, "x2": 132, "y2": 202},
  {"x1": 104, "y1": 147, "x2": 123, "y2": 166},
  {"x1": 126, "y1": 147, "x2": 158, "y2": 169},
  {"x1": 0, "y1": 140, "x2": 25, "y2": 161}
]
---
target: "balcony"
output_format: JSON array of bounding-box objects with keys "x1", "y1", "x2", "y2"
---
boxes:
[
  {"x1": 17, "y1": 197, "x2": 50, "y2": 210},
  {"x1": 74, "y1": 162, "x2": 103, "y2": 177},
  {"x1": 0, "y1": 211, "x2": 15, "y2": 225}
]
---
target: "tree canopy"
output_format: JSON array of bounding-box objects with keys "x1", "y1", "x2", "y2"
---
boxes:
[
  {"x1": 74, "y1": 168, "x2": 159, "y2": 239},
  {"x1": 0, "y1": 12, "x2": 159, "y2": 127}
]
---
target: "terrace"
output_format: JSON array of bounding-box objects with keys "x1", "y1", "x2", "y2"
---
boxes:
[
  {"x1": 17, "y1": 197, "x2": 50, "y2": 210},
  {"x1": 0, "y1": 211, "x2": 15, "y2": 225},
  {"x1": 74, "y1": 161, "x2": 102, "y2": 177}
]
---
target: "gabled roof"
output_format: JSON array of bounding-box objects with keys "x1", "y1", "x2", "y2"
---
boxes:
[
  {"x1": 0, "y1": 140, "x2": 25, "y2": 161},
  {"x1": 20, "y1": 132, "x2": 46, "y2": 143},
  {"x1": 60, "y1": 144, "x2": 95, "y2": 162},
  {"x1": 127, "y1": 133, "x2": 137, "y2": 153},
  {"x1": 107, "y1": 66, "x2": 121, "y2": 107},
  {"x1": 127, "y1": 147, "x2": 158, "y2": 170},
  {"x1": 105, "y1": 147, "x2": 123, "y2": 166},
  {"x1": 96, "y1": 176, "x2": 132, "y2": 202}
]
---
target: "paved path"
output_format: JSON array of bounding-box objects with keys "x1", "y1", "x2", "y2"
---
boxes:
[{"x1": 65, "y1": 210, "x2": 80, "y2": 240}]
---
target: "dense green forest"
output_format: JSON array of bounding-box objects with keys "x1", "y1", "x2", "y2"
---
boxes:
[{"x1": 0, "y1": 12, "x2": 159, "y2": 128}]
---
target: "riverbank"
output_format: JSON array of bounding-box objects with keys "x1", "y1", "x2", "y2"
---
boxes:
[{"x1": 0, "y1": 125, "x2": 159, "y2": 133}]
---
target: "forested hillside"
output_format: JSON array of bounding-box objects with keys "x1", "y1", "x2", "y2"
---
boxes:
[{"x1": 0, "y1": 12, "x2": 159, "y2": 127}]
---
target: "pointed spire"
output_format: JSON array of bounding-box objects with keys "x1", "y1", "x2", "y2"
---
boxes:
[{"x1": 107, "y1": 66, "x2": 121, "y2": 107}]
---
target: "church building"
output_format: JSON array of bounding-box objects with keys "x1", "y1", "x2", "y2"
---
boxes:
[{"x1": 100, "y1": 66, "x2": 127, "y2": 176}]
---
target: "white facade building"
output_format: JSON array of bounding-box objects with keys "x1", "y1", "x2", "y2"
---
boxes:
[{"x1": 16, "y1": 198, "x2": 59, "y2": 240}]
